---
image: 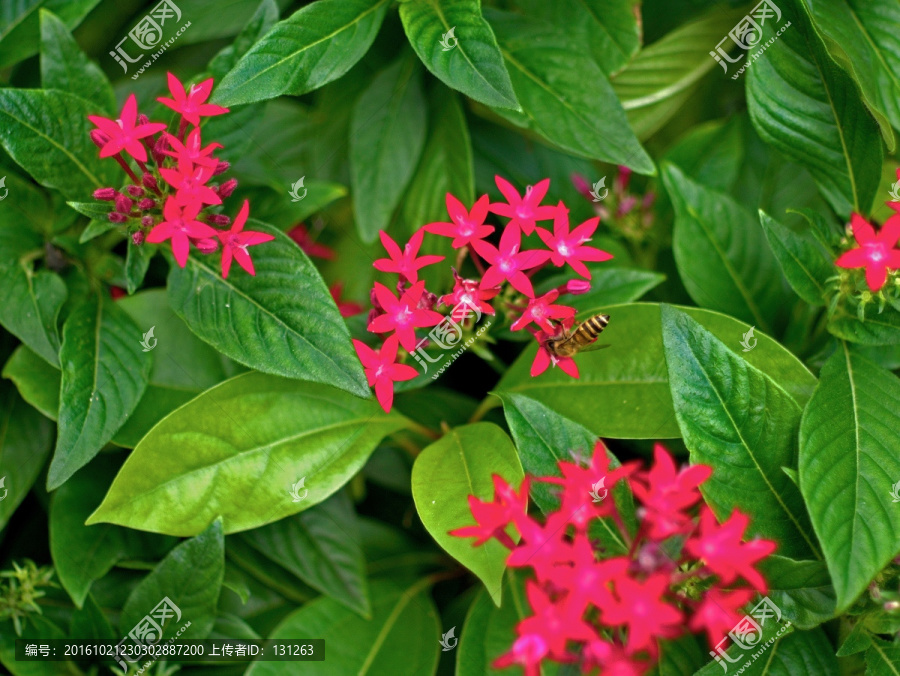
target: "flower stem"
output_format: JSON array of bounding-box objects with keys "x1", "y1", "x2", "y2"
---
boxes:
[{"x1": 113, "y1": 154, "x2": 140, "y2": 184}]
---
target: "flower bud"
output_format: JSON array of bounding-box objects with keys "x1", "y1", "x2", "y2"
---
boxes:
[
  {"x1": 616, "y1": 195, "x2": 637, "y2": 218},
  {"x1": 93, "y1": 187, "x2": 117, "y2": 201},
  {"x1": 137, "y1": 113, "x2": 151, "y2": 127},
  {"x1": 195, "y1": 237, "x2": 219, "y2": 254},
  {"x1": 213, "y1": 160, "x2": 230, "y2": 176},
  {"x1": 142, "y1": 173, "x2": 158, "y2": 191},
  {"x1": 615, "y1": 165, "x2": 632, "y2": 193},
  {"x1": 132, "y1": 230, "x2": 145, "y2": 246},
  {"x1": 108, "y1": 212, "x2": 128, "y2": 223},
  {"x1": 126, "y1": 184, "x2": 144, "y2": 198},
  {"x1": 564, "y1": 279, "x2": 591, "y2": 295},
  {"x1": 206, "y1": 214, "x2": 231, "y2": 226},
  {"x1": 137, "y1": 198, "x2": 155, "y2": 210},
  {"x1": 114, "y1": 194, "x2": 134, "y2": 214},
  {"x1": 90, "y1": 129, "x2": 110, "y2": 147},
  {"x1": 571, "y1": 173, "x2": 593, "y2": 201},
  {"x1": 141, "y1": 215, "x2": 155, "y2": 228},
  {"x1": 217, "y1": 178, "x2": 238, "y2": 198}
]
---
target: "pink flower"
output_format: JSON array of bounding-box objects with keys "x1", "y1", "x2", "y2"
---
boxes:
[
  {"x1": 835, "y1": 213, "x2": 900, "y2": 291},
  {"x1": 424, "y1": 194, "x2": 494, "y2": 248},
  {"x1": 450, "y1": 474, "x2": 529, "y2": 546},
  {"x1": 489, "y1": 177, "x2": 558, "y2": 235},
  {"x1": 145, "y1": 196, "x2": 217, "y2": 267},
  {"x1": 473, "y1": 222, "x2": 550, "y2": 297},
  {"x1": 367, "y1": 280, "x2": 443, "y2": 351},
  {"x1": 157, "y1": 72, "x2": 229, "y2": 126},
  {"x1": 493, "y1": 634, "x2": 550, "y2": 676},
  {"x1": 438, "y1": 269, "x2": 499, "y2": 321},
  {"x1": 511, "y1": 581, "x2": 596, "y2": 658},
  {"x1": 373, "y1": 228, "x2": 444, "y2": 283},
  {"x1": 288, "y1": 224, "x2": 335, "y2": 260},
  {"x1": 531, "y1": 327, "x2": 580, "y2": 379},
  {"x1": 603, "y1": 573, "x2": 683, "y2": 653},
  {"x1": 216, "y1": 200, "x2": 274, "y2": 278},
  {"x1": 161, "y1": 129, "x2": 221, "y2": 169},
  {"x1": 88, "y1": 94, "x2": 166, "y2": 162},
  {"x1": 688, "y1": 588, "x2": 754, "y2": 648},
  {"x1": 160, "y1": 158, "x2": 221, "y2": 208},
  {"x1": 537, "y1": 205, "x2": 612, "y2": 278},
  {"x1": 352, "y1": 335, "x2": 418, "y2": 412},
  {"x1": 510, "y1": 290, "x2": 576, "y2": 333}
]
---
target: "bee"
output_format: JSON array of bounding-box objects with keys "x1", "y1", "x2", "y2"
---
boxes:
[{"x1": 545, "y1": 314, "x2": 610, "y2": 358}]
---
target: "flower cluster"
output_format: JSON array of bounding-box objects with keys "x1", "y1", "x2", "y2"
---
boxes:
[
  {"x1": 355, "y1": 177, "x2": 614, "y2": 412},
  {"x1": 88, "y1": 73, "x2": 272, "y2": 278},
  {"x1": 573, "y1": 165, "x2": 655, "y2": 242},
  {"x1": 451, "y1": 442, "x2": 777, "y2": 675},
  {"x1": 835, "y1": 212, "x2": 900, "y2": 294}
]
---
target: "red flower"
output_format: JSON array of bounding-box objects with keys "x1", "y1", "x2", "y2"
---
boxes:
[
  {"x1": 584, "y1": 640, "x2": 649, "y2": 676},
  {"x1": 835, "y1": 213, "x2": 900, "y2": 291},
  {"x1": 439, "y1": 269, "x2": 499, "y2": 321},
  {"x1": 161, "y1": 129, "x2": 221, "y2": 169},
  {"x1": 531, "y1": 327, "x2": 580, "y2": 379},
  {"x1": 489, "y1": 176, "x2": 558, "y2": 235},
  {"x1": 424, "y1": 194, "x2": 494, "y2": 248},
  {"x1": 630, "y1": 444, "x2": 711, "y2": 539},
  {"x1": 493, "y1": 634, "x2": 550, "y2": 676},
  {"x1": 689, "y1": 587, "x2": 754, "y2": 648},
  {"x1": 510, "y1": 289, "x2": 576, "y2": 333},
  {"x1": 373, "y1": 228, "x2": 444, "y2": 283},
  {"x1": 330, "y1": 282, "x2": 364, "y2": 318},
  {"x1": 352, "y1": 335, "x2": 418, "y2": 412},
  {"x1": 145, "y1": 196, "x2": 217, "y2": 268},
  {"x1": 159, "y1": 158, "x2": 221, "y2": 208},
  {"x1": 157, "y1": 72, "x2": 229, "y2": 126},
  {"x1": 537, "y1": 205, "x2": 612, "y2": 278},
  {"x1": 603, "y1": 573, "x2": 683, "y2": 653},
  {"x1": 450, "y1": 474, "x2": 529, "y2": 546},
  {"x1": 556, "y1": 534, "x2": 629, "y2": 616},
  {"x1": 685, "y1": 507, "x2": 777, "y2": 592},
  {"x1": 473, "y1": 222, "x2": 550, "y2": 297},
  {"x1": 88, "y1": 94, "x2": 166, "y2": 162},
  {"x1": 288, "y1": 224, "x2": 335, "y2": 260},
  {"x1": 512, "y1": 581, "x2": 597, "y2": 658},
  {"x1": 216, "y1": 200, "x2": 274, "y2": 278},
  {"x1": 506, "y1": 511, "x2": 574, "y2": 583},
  {"x1": 367, "y1": 280, "x2": 443, "y2": 351}
]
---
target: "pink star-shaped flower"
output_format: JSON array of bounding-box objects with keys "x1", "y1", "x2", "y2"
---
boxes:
[
  {"x1": 352, "y1": 334, "x2": 419, "y2": 412},
  {"x1": 367, "y1": 280, "x2": 443, "y2": 352},
  {"x1": 489, "y1": 177, "x2": 559, "y2": 235},
  {"x1": 512, "y1": 581, "x2": 597, "y2": 658},
  {"x1": 373, "y1": 228, "x2": 444, "y2": 283},
  {"x1": 161, "y1": 129, "x2": 221, "y2": 169},
  {"x1": 216, "y1": 200, "x2": 274, "y2": 278},
  {"x1": 835, "y1": 213, "x2": 900, "y2": 291},
  {"x1": 450, "y1": 474, "x2": 530, "y2": 546},
  {"x1": 157, "y1": 72, "x2": 229, "y2": 126},
  {"x1": 531, "y1": 326, "x2": 580, "y2": 379},
  {"x1": 689, "y1": 588, "x2": 754, "y2": 649},
  {"x1": 510, "y1": 289, "x2": 576, "y2": 333},
  {"x1": 88, "y1": 94, "x2": 166, "y2": 162},
  {"x1": 537, "y1": 205, "x2": 613, "y2": 278},
  {"x1": 439, "y1": 269, "x2": 499, "y2": 321},
  {"x1": 424, "y1": 194, "x2": 494, "y2": 248},
  {"x1": 160, "y1": 158, "x2": 221, "y2": 208},
  {"x1": 145, "y1": 196, "x2": 217, "y2": 268},
  {"x1": 473, "y1": 223, "x2": 550, "y2": 297},
  {"x1": 493, "y1": 634, "x2": 549, "y2": 676},
  {"x1": 603, "y1": 573, "x2": 683, "y2": 653}
]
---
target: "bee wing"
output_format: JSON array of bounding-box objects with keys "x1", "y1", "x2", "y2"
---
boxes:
[{"x1": 578, "y1": 342, "x2": 611, "y2": 353}]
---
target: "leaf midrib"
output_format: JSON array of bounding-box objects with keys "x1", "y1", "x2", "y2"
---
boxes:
[
  {"x1": 842, "y1": 342, "x2": 863, "y2": 605},
  {"x1": 357, "y1": 580, "x2": 430, "y2": 675}
]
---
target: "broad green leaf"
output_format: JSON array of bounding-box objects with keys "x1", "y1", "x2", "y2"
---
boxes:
[
  {"x1": 350, "y1": 57, "x2": 427, "y2": 242},
  {"x1": 759, "y1": 211, "x2": 833, "y2": 306},
  {"x1": 798, "y1": 345, "x2": 900, "y2": 612},
  {"x1": 514, "y1": 0, "x2": 640, "y2": 76},
  {"x1": 124, "y1": 241, "x2": 154, "y2": 295},
  {"x1": 2, "y1": 345, "x2": 59, "y2": 419},
  {"x1": 495, "y1": 303, "x2": 817, "y2": 440},
  {"x1": 239, "y1": 491, "x2": 370, "y2": 616},
  {"x1": 865, "y1": 638, "x2": 900, "y2": 676},
  {"x1": 39, "y1": 9, "x2": 115, "y2": 114},
  {"x1": 120, "y1": 519, "x2": 224, "y2": 640},
  {"x1": 111, "y1": 385, "x2": 197, "y2": 449},
  {"x1": 66, "y1": 201, "x2": 112, "y2": 220},
  {"x1": 0, "y1": 382, "x2": 53, "y2": 531},
  {"x1": 87, "y1": 373, "x2": 408, "y2": 536},
  {"x1": 208, "y1": 0, "x2": 280, "y2": 80},
  {"x1": 0, "y1": 616, "x2": 73, "y2": 676},
  {"x1": 485, "y1": 9, "x2": 653, "y2": 174},
  {"x1": 661, "y1": 306, "x2": 819, "y2": 559},
  {"x1": 169, "y1": 0, "x2": 284, "y2": 45},
  {"x1": 166, "y1": 222, "x2": 368, "y2": 397},
  {"x1": 828, "y1": 302, "x2": 900, "y2": 346},
  {"x1": 246, "y1": 579, "x2": 440, "y2": 676},
  {"x1": 412, "y1": 423, "x2": 523, "y2": 603},
  {"x1": 802, "y1": 0, "x2": 900, "y2": 145},
  {"x1": 69, "y1": 594, "x2": 117, "y2": 641},
  {"x1": 536, "y1": 267, "x2": 666, "y2": 318},
  {"x1": 693, "y1": 627, "x2": 834, "y2": 676},
  {"x1": 757, "y1": 555, "x2": 836, "y2": 629},
  {"x1": 77, "y1": 219, "x2": 117, "y2": 244},
  {"x1": 50, "y1": 458, "x2": 174, "y2": 608},
  {"x1": 0, "y1": 89, "x2": 115, "y2": 201},
  {"x1": 746, "y1": 13, "x2": 883, "y2": 216},
  {"x1": 650, "y1": 635, "x2": 706, "y2": 676},
  {"x1": 49, "y1": 297, "x2": 151, "y2": 489},
  {"x1": 611, "y1": 7, "x2": 746, "y2": 140},
  {"x1": 663, "y1": 117, "x2": 746, "y2": 194},
  {"x1": 0, "y1": 0, "x2": 100, "y2": 69},
  {"x1": 213, "y1": 0, "x2": 390, "y2": 107},
  {"x1": 663, "y1": 164, "x2": 783, "y2": 332},
  {"x1": 399, "y1": 0, "x2": 518, "y2": 109}
]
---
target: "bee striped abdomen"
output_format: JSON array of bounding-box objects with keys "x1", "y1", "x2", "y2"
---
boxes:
[
  {"x1": 574, "y1": 314, "x2": 609, "y2": 345},
  {"x1": 545, "y1": 314, "x2": 610, "y2": 358}
]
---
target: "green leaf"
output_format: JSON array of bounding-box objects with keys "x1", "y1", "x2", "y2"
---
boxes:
[
  {"x1": 246, "y1": 579, "x2": 440, "y2": 676},
  {"x1": 77, "y1": 219, "x2": 117, "y2": 244},
  {"x1": 495, "y1": 302, "x2": 817, "y2": 440},
  {"x1": 39, "y1": 9, "x2": 115, "y2": 114},
  {"x1": 828, "y1": 303, "x2": 900, "y2": 346},
  {"x1": 399, "y1": 0, "x2": 518, "y2": 109},
  {"x1": 757, "y1": 555, "x2": 836, "y2": 629},
  {"x1": 50, "y1": 457, "x2": 174, "y2": 608},
  {"x1": 663, "y1": 163, "x2": 783, "y2": 332},
  {"x1": 49, "y1": 297, "x2": 151, "y2": 489},
  {"x1": 0, "y1": 89, "x2": 116, "y2": 200},
  {"x1": 662, "y1": 306, "x2": 819, "y2": 558},
  {"x1": 759, "y1": 210, "x2": 833, "y2": 306},
  {"x1": 239, "y1": 491, "x2": 370, "y2": 616},
  {"x1": 69, "y1": 594, "x2": 117, "y2": 641},
  {"x1": 865, "y1": 638, "x2": 900, "y2": 676},
  {"x1": 212, "y1": 0, "x2": 390, "y2": 107},
  {"x1": 120, "y1": 519, "x2": 224, "y2": 640},
  {"x1": 746, "y1": 13, "x2": 883, "y2": 216},
  {"x1": 2, "y1": 345, "x2": 59, "y2": 420},
  {"x1": 0, "y1": 615, "x2": 73, "y2": 676},
  {"x1": 662, "y1": 117, "x2": 746, "y2": 194},
  {"x1": 0, "y1": 382, "x2": 53, "y2": 531},
  {"x1": 411, "y1": 423, "x2": 523, "y2": 603},
  {"x1": 798, "y1": 345, "x2": 900, "y2": 613},
  {"x1": 65, "y1": 201, "x2": 112, "y2": 221},
  {"x1": 124, "y1": 241, "x2": 155, "y2": 295},
  {"x1": 485, "y1": 9, "x2": 653, "y2": 174},
  {"x1": 208, "y1": 0, "x2": 280, "y2": 80},
  {"x1": 535, "y1": 267, "x2": 666, "y2": 316},
  {"x1": 0, "y1": 0, "x2": 100, "y2": 69},
  {"x1": 650, "y1": 635, "x2": 706, "y2": 676},
  {"x1": 87, "y1": 373, "x2": 408, "y2": 536},
  {"x1": 694, "y1": 627, "x2": 835, "y2": 676},
  {"x1": 350, "y1": 57, "x2": 427, "y2": 243},
  {"x1": 166, "y1": 222, "x2": 368, "y2": 397}
]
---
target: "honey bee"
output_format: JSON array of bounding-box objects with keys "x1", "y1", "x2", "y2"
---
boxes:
[{"x1": 545, "y1": 314, "x2": 610, "y2": 358}]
